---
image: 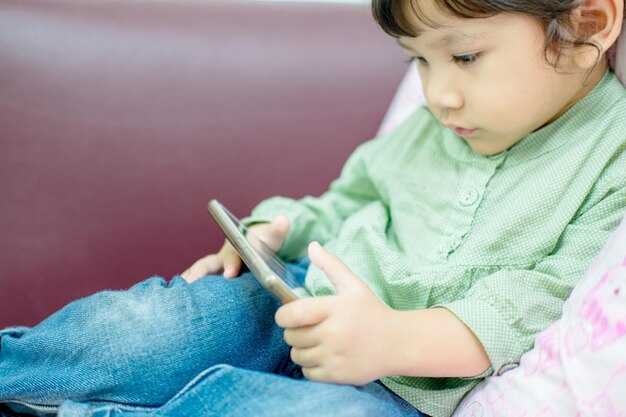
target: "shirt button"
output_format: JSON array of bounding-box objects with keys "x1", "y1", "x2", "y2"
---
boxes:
[{"x1": 459, "y1": 189, "x2": 479, "y2": 206}]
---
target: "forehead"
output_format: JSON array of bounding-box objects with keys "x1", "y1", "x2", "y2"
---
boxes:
[
  {"x1": 400, "y1": 0, "x2": 462, "y2": 32},
  {"x1": 398, "y1": 0, "x2": 486, "y2": 44},
  {"x1": 397, "y1": 9, "x2": 491, "y2": 49},
  {"x1": 398, "y1": 3, "x2": 543, "y2": 48}
]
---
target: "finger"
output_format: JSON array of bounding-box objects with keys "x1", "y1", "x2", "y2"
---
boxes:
[
  {"x1": 181, "y1": 271, "x2": 201, "y2": 284},
  {"x1": 202, "y1": 255, "x2": 225, "y2": 274},
  {"x1": 262, "y1": 215, "x2": 289, "y2": 252},
  {"x1": 270, "y1": 215, "x2": 289, "y2": 238},
  {"x1": 180, "y1": 268, "x2": 193, "y2": 282},
  {"x1": 221, "y1": 248, "x2": 243, "y2": 279},
  {"x1": 180, "y1": 255, "x2": 222, "y2": 283},
  {"x1": 307, "y1": 242, "x2": 367, "y2": 295},
  {"x1": 275, "y1": 298, "x2": 331, "y2": 329},
  {"x1": 290, "y1": 347, "x2": 321, "y2": 368},
  {"x1": 301, "y1": 366, "x2": 327, "y2": 383},
  {"x1": 283, "y1": 326, "x2": 318, "y2": 348}
]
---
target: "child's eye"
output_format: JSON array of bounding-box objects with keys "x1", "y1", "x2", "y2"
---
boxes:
[{"x1": 451, "y1": 52, "x2": 481, "y2": 66}]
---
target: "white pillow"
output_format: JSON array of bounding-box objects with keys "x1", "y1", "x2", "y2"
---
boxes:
[
  {"x1": 377, "y1": 66, "x2": 424, "y2": 135},
  {"x1": 378, "y1": 19, "x2": 626, "y2": 135}
]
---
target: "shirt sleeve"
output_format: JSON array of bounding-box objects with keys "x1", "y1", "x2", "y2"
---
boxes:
[
  {"x1": 438, "y1": 182, "x2": 626, "y2": 376},
  {"x1": 243, "y1": 138, "x2": 382, "y2": 261},
  {"x1": 243, "y1": 107, "x2": 429, "y2": 261}
]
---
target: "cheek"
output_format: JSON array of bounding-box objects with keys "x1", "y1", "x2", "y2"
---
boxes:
[
  {"x1": 470, "y1": 75, "x2": 555, "y2": 128},
  {"x1": 469, "y1": 84, "x2": 524, "y2": 124},
  {"x1": 473, "y1": 52, "x2": 558, "y2": 113}
]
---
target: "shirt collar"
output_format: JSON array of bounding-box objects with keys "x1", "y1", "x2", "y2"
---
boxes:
[{"x1": 507, "y1": 70, "x2": 623, "y2": 163}]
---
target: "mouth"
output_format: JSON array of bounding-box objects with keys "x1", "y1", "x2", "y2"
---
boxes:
[{"x1": 446, "y1": 125, "x2": 478, "y2": 138}]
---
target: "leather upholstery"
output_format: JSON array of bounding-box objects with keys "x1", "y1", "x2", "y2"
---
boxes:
[{"x1": 0, "y1": 0, "x2": 406, "y2": 327}]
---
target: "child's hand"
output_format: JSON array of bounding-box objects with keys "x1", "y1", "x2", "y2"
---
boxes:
[
  {"x1": 180, "y1": 215, "x2": 289, "y2": 283},
  {"x1": 275, "y1": 242, "x2": 400, "y2": 386}
]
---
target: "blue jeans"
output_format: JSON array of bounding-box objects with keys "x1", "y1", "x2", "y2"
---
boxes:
[{"x1": 0, "y1": 262, "x2": 427, "y2": 417}]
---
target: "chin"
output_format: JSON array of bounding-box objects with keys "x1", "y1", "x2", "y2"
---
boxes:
[{"x1": 467, "y1": 141, "x2": 507, "y2": 156}]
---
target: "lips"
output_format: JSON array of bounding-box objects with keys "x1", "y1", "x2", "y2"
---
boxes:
[{"x1": 446, "y1": 125, "x2": 478, "y2": 137}]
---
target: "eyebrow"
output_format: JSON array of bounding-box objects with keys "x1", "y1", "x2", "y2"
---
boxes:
[
  {"x1": 396, "y1": 31, "x2": 486, "y2": 49},
  {"x1": 435, "y1": 32, "x2": 486, "y2": 46}
]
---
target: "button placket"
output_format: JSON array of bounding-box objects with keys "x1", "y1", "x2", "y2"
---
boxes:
[{"x1": 438, "y1": 157, "x2": 504, "y2": 259}]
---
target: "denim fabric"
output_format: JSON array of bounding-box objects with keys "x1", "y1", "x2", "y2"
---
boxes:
[
  {"x1": 57, "y1": 365, "x2": 424, "y2": 417},
  {"x1": 0, "y1": 261, "x2": 427, "y2": 417}
]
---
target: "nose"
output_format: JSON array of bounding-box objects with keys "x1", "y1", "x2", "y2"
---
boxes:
[{"x1": 423, "y1": 72, "x2": 464, "y2": 111}]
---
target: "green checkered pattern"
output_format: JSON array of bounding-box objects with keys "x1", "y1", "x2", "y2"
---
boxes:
[{"x1": 247, "y1": 70, "x2": 626, "y2": 417}]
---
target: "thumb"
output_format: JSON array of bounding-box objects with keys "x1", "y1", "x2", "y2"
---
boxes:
[
  {"x1": 270, "y1": 215, "x2": 289, "y2": 238},
  {"x1": 308, "y1": 241, "x2": 368, "y2": 295},
  {"x1": 265, "y1": 215, "x2": 289, "y2": 252}
]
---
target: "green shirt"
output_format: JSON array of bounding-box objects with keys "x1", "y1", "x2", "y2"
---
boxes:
[{"x1": 247, "y1": 70, "x2": 626, "y2": 417}]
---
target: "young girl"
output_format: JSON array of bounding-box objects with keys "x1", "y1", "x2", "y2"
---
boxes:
[{"x1": 1, "y1": 0, "x2": 624, "y2": 416}]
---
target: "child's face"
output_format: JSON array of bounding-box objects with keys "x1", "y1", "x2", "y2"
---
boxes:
[{"x1": 396, "y1": 1, "x2": 604, "y2": 155}]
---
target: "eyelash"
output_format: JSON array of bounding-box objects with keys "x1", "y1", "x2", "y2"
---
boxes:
[
  {"x1": 404, "y1": 53, "x2": 481, "y2": 67},
  {"x1": 451, "y1": 52, "x2": 481, "y2": 66}
]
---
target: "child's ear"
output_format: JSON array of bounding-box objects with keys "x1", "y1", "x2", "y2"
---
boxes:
[{"x1": 571, "y1": 0, "x2": 623, "y2": 69}]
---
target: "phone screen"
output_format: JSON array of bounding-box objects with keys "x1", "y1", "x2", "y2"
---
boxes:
[{"x1": 220, "y1": 204, "x2": 308, "y2": 295}]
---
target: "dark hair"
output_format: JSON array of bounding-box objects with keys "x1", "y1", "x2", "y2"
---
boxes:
[{"x1": 371, "y1": 0, "x2": 601, "y2": 67}]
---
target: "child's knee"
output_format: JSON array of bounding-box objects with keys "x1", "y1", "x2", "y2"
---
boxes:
[
  {"x1": 49, "y1": 277, "x2": 197, "y2": 358},
  {"x1": 98, "y1": 278, "x2": 195, "y2": 333}
]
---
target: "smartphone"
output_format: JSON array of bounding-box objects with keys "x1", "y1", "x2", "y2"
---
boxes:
[{"x1": 207, "y1": 199, "x2": 310, "y2": 304}]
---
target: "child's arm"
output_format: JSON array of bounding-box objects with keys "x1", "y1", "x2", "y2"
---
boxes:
[
  {"x1": 243, "y1": 136, "x2": 386, "y2": 261},
  {"x1": 183, "y1": 129, "x2": 389, "y2": 283},
  {"x1": 183, "y1": 135, "x2": 385, "y2": 282},
  {"x1": 275, "y1": 242, "x2": 491, "y2": 385},
  {"x1": 245, "y1": 109, "x2": 428, "y2": 262},
  {"x1": 277, "y1": 179, "x2": 626, "y2": 385}
]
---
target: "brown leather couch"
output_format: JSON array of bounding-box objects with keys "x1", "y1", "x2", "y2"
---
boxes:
[{"x1": 0, "y1": 0, "x2": 406, "y2": 327}]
